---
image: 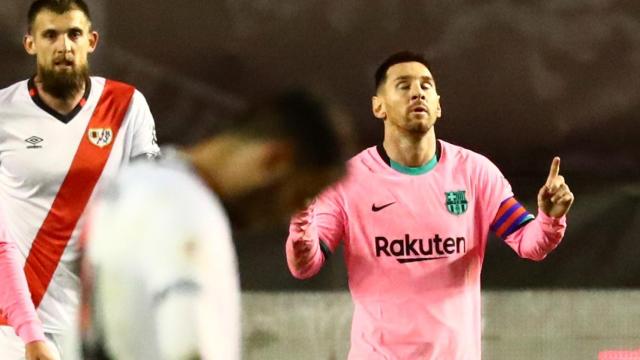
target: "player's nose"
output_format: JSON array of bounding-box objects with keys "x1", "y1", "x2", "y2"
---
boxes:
[
  {"x1": 409, "y1": 83, "x2": 426, "y2": 101},
  {"x1": 54, "y1": 35, "x2": 72, "y2": 52}
]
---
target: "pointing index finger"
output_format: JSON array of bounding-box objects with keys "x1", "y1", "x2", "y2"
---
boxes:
[{"x1": 547, "y1": 156, "x2": 561, "y2": 185}]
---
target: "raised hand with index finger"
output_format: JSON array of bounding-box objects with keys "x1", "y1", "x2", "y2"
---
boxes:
[{"x1": 537, "y1": 157, "x2": 574, "y2": 218}]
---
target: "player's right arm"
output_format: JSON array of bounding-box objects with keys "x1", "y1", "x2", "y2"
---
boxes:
[
  {"x1": 286, "y1": 206, "x2": 323, "y2": 278},
  {"x1": 286, "y1": 185, "x2": 345, "y2": 279}
]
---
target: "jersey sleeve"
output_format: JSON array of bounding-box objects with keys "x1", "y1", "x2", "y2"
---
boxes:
[
  {"x1": 0, "y1": 228, "x2": 46, "y2": 344},
  {"x1": 315, "y1": 184, "x2": 348, "y2": 252},
  {"x1": 128, "y1": 90, "x2": 160, "y2": 160},
  {"x1": 286, "y1": 183, "x2": 346, "y2": 279},
  {"x1": 477, "y1": 155, "x2": 515, "y2": 228},
  {"x1": 502, "y1": 209, "x2": 566, "y2": 260},
  {"x1": 479, "y1": 156, "x2": 566, "y2": 260}
]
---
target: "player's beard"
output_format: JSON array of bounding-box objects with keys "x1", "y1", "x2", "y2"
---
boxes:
[
  {"x1": 392, "y1": 117, "x2": 432, "y2": 137},
  {"x1": 405, "y1": 110, "x2": 437, "y2": 134},
  {"x1": 405, "y1": 121, "x2": 431, "y2": 134},
  {"x1": 39, "y1": 63, "x2": 89, "y2": 101}
]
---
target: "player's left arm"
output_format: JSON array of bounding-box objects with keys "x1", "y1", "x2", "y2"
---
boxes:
[
  {"x1": 537, "y1": 157, "x2": 574, "y2": 219},
  {"x1": 502, "y1": 157, "x2": 574, "y2": 261},
  {"x1": 129, "y1": 90, "x2": 160, "y2": 160}
]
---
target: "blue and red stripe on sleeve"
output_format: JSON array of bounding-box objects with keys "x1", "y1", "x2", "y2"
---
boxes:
[{"x1": 490, "y1": 197, "x2": 535, "y2": 239}]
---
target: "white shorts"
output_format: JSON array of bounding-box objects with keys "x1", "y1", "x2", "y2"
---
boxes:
[{"x1": 0, "y1": 326, "x2": 62, "y2": 360}]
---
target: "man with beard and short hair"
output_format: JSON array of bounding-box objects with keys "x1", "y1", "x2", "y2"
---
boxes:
[
  {"x1": 286, "y1": 51, "x2": 575, "y2": 359},
  {"x1": 0, "y1": 1, "x2": 160, "y2": 359}
]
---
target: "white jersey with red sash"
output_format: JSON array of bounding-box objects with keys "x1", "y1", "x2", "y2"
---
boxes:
[{"x1": 0, "y1": 76, "x2": 160, "y2": 337}]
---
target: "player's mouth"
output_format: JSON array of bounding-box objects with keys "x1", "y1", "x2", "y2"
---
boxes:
[
  {"x1": 53, "y1": 58, "x2": 75, "y2": 69},
  {"x1": 409, "y1": 105, "x2": 428, "y2": 114}
]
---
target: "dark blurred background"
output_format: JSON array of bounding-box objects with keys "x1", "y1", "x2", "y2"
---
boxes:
[{"x1": 2, "y1": 0, "x2": 638, "y2": 289}]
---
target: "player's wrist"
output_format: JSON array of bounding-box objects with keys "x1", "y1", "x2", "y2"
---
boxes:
[{"x1": 537, "y1": 208, "x2": 567, "y2": 224}]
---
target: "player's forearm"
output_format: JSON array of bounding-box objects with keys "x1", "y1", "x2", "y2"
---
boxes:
[
  {"x1": 504, "y1": 209, "x2": 566, "y2": 261},
  {"x1": 0, "y1": 241, "x2": 46, "y2": 344},
  {"x1": 285, "y1": 224, "x2": 325, "y2": 279}
]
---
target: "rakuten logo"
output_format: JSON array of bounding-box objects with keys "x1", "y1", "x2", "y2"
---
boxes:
[{"x1": 375, "y1": 234, "x2": 466, "y2": 264}]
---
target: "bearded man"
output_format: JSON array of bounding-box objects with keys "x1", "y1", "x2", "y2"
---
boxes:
[{"x1": 0, "y1": 1, "x2": 160, "y2": 359}]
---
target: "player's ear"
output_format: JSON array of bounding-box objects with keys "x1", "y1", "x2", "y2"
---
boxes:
[
  {"x1": 87, "y1": 30, "x2": 99, "y2": 53},
  {"x1": 372, "y1": 96, "x2": 386, "y2": 120},
  {"x1": 23, "y1": 34, "x2": 37, "y2": 55},
  {"x1": 436, "y1": 95, "x2": 442, "y2": 118}
]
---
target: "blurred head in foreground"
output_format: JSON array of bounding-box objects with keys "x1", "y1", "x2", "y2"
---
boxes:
[
  {"x1": 191, "y1": 90, "x2": 349, "y2": 230},
  {"x1": 79, "y1": 90, "x2": 349, "y2": 360}
]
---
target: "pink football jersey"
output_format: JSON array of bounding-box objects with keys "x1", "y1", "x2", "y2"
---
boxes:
[{"x1": 287, "y1": 141, "x2": 566, "y2": 359}]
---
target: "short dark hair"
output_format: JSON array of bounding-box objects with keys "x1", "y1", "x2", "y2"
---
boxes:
[
  {"x1": 235, "y1": 90, "x2": 345, "y2": 169},
  {"x1": 374, "y1": 51, "x2": 433, "y2": 91},
  {"x1": 28, "y1": 0, "x2": 92, "y2": 33}
]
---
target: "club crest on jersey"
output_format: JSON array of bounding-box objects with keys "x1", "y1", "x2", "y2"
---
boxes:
[
  {"x1": 445, "y1": 190, "x2": 468, "y2": 215},
  {"x1": 87, "y1": 128, "x2": 113, "y2": 148}
]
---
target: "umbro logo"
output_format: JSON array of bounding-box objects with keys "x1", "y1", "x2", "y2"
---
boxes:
[
  {"x1": 372, "y1": 201, "x2": 395, "y2": 212},
  {"x1": 25, "y1": 136, "x2": 43, "y2": 149}
]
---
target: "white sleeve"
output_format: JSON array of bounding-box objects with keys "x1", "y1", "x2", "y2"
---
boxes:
[{"x1": 128, "y1": 90, "x2": 160, "y2": 159}]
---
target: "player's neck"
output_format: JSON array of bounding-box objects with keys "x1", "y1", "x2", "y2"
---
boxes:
[
  {"x1": 383, "y1": 127, "x2": 436, "y2": 167},
  {"x1": 34, "y1": 77, "x2": 86, "y2": 115}
]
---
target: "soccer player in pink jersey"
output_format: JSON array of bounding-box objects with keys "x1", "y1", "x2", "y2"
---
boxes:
[
  {"x1": 0, "y1": 1, "x2": 159, "y2": 359},
  {"x1": 286, "y1": 51, "x2": 575, "y2": 359}
]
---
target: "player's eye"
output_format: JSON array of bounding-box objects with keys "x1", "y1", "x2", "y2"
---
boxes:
[
  {"x1": 43, "y1": 30, "x2": 57, "y2": 40},
  {"x1": 421, "y1": 83, "x2": 432, "y2": 90},
  {"x1": 69, "y1": 30, "x2": 82, "y2": 40},
  {"x1": 397, "y1": 83, "x2": 409, "y2": 90}
]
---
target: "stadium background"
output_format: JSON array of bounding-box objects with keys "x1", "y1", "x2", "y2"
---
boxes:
[{"x1": 1, "y1": 1, "x2": 638, "y2": 358}]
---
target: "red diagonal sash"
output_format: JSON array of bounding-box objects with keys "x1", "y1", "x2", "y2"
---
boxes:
[{"x1": 0, "y1": 80, "x2": 134, "y2": 325}]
